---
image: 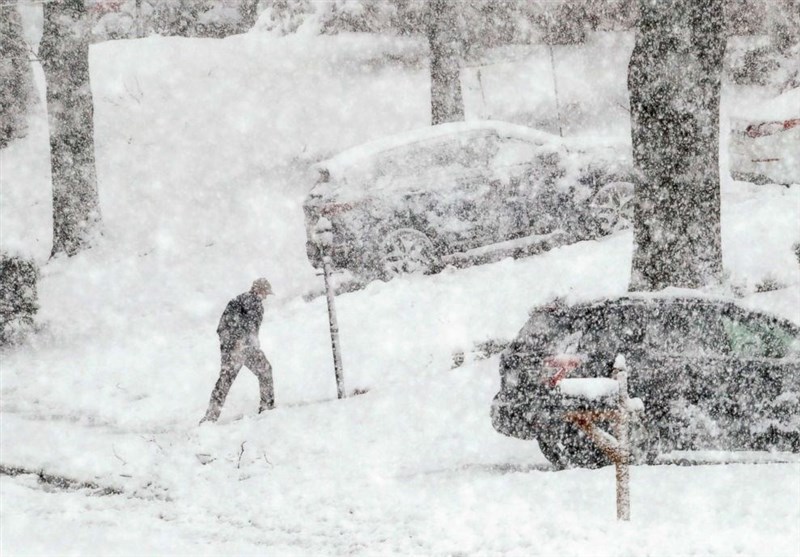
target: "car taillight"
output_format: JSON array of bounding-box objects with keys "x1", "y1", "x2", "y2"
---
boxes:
[
  {"x1": 543, "y1": 354, "x2": 585, "y2": 388},
  {"x1": 745, "y1": 119, "x2": 800, "y2": 138}
]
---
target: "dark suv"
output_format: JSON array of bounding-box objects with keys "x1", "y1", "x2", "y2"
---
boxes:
[{"x1": 491, "y1": 294, "x2": 800, "y2": 469}]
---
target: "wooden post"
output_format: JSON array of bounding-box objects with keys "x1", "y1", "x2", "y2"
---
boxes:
[
  {"x1": 564, "y1": 356, "x2": 636, "y2": 521},
  {"x1": 614, "y1": 369, "x2": 631, "y2": 521}
]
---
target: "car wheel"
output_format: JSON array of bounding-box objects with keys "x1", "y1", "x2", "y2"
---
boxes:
[
  {"x1": 381, "y1": 228, "x2": 437, "y2": 279},
  {"x1": 590, "y1": 182, "x2": 634, "y2": 235}
]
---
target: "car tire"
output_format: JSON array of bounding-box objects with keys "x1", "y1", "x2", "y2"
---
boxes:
[
  {"x1": 381, "y1": 228, "x2": 438, "y2": 279},
  {"x1": 590, "y1": 182, "x2": 634, "y2": 235}
]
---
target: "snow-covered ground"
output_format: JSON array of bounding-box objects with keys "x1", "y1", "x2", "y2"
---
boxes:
[{"x1": 1, "y1": 30, "x2": 799, "y2": 556}]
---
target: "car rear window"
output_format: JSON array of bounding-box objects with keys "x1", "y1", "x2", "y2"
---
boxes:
[
  {"x1": 642, "y1": 301, "x2": 729, "y2": 356},
  {"x1": 574, "y1": 303, "x2": 643, "y2": 359},
  {"x1": 373, "y1": 132, "x2": 501, "y2": 180},
  {"x1": 519, "y1": 308, "x2": 566, "y2": 351},
  {"x1": 521, "y1": 302, "x2": 641, "y2": 361}
]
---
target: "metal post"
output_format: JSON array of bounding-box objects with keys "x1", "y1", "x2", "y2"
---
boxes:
[
  {"x1": 322, "y1": 254, "x2": 345, "y2": 399},
  {"x1": 547, "y1": 44, "x2": 563, "y2": 138},
  {"x1": 315, "y1": 217, "x2": 345, "y2": 399}
]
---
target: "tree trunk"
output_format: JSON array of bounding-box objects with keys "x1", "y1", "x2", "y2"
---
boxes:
[
  {"x1": 39, "y1": 0, "x2": 101, "y2": 257},
  {"x1": 628, "y1": 0, "x2": 725, "y2": 291},
  {"x1": 238, "y1": 0, "x2": 260, "y2": 33},
  {"x1": 427, "y1": 0, "x2": 464, "y2": 126},
  {"x1": 135, "y1": 0, "x2": 144, "y2": 38},
  {"x1": 0, "y1": 2, "x2": 35, "y2": 149}
]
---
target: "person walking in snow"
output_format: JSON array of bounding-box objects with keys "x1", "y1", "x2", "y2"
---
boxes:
[{"x1": 201, "y1": 278, "x2": 275, "y2": 423}]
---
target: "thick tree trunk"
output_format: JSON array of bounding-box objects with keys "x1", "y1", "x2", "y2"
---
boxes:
[
  {"x1": 628, "y1": 0, "x2": 725, "y2": 291},
  {"x1": 39, "y1": 0, "x2": 101, "y2": 257},
  {"x1": 427, "y1": 0, "x2": 464, "y2": 126},
  {"x1": 135, "y1": 0, "x2": 144, "y2": 38},
  {"x1": 238, "y1": 0, "x2": 260, "y2": 33},
  {"x1": 0, "y1": 3, "x2": 35, "y2": 149}
]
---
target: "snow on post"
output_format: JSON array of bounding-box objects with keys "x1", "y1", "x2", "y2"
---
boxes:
[{"x1": 314, "y1": 217, "x2": 346, "y2": 399}]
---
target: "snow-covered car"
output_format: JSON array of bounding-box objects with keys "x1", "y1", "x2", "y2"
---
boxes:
[
  {"x1": 491, "y1": 294, "x2": 800, "y2": 469},
  {"x1": 729, "y1": 87, "x2": 800, "y2": 186},
  {"x1": 303, "y1": 121, "x2": 633, "y2": 281}
]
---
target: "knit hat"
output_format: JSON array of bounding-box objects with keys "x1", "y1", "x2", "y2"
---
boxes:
[{"x1": 252, "y1": 277, "x2": 273, "y2": 296}]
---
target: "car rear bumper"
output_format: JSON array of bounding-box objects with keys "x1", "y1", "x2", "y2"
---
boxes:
[{"x1": 490, "y1": 390, "x2": 541, "y2": 441}]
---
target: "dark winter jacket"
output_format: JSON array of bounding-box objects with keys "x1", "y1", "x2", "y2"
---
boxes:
[{"x1": 217, "y1": 292, "x2": 264, "y2": 343}]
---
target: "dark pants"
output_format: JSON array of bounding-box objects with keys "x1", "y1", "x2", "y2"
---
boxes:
[{"x1": 203, "y1": 337, "x2": 274, "y2": 422}]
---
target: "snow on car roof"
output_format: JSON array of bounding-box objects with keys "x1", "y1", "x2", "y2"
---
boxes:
[
  {"x1": 536, "y1": 287, "x2": 799, "y2": 326},
  {"x1": 319, "y1": 120, "x2": 562, "y2": 177},
  {"x1": 547, "y1": 287, "x2": 728, "y2": 306},
  {"x1": 541, "y1": 287, "x2": 743, "y2": 313}
]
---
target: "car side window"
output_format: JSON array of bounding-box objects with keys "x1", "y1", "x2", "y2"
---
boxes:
[{"x1": 724, "y1": 315, "x2": 799, "y2": 359}]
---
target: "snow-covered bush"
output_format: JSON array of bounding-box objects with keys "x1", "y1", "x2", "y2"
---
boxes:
[
  {"x1": 254, "y1": 0, "x2": 314, "y2": 36},
  {"x1": 728, "y1": 44, "x2": 781, "y2": 85},
  {"x1": 319, "y1": 0, "x2": 399, "y2": 35},
  {"x1": 754, "y1": 275, "x2": 787, "y2": 293},
  {"x1": 91, "y1": 0, "x2": 260, "y2": 40},
  {"x1": 725, "y1": 0, "x2": 799, "y2": 87},
  {"x1": 0, "y1": 253, "x2": 39, "y2": 347}
]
